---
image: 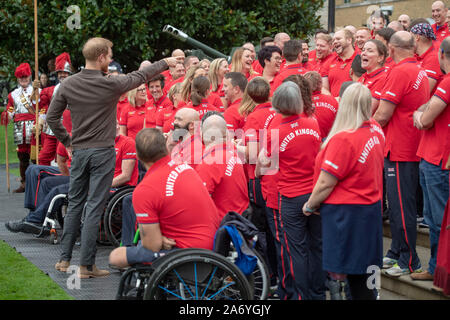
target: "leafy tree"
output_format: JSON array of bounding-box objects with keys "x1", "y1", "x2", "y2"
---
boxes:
[{"x1": 0, "y1": 0, "x2": 324, "y2": 97}]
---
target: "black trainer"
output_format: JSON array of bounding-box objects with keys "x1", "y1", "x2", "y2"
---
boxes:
[{"x1": 5, "y1": 219, "x2": 41, "y2": 234}]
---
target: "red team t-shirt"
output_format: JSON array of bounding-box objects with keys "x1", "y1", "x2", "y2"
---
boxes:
[
  {"x1": 223, "y1": 98, "x2": 245, "y2": 133},
  {"x1": 379, "y1": 57, "x2": 430, "y2": 162},
  {"x1": 132, "y1": 155, "x2": 219, "y2": 250},
  {"x1": 315, "y1": 119, "x2": 385, "y2": 205},
  {"x1": 326, "y1": 50, "x2": 358, "y2": 97},
  {"x1": 260, "y1": 114, "x2": 282, "y2": 209},
  {"x1": 114, "y1": 134, "x2": 139, "y2": 186},
  {"x1": 312, "y1": 91, "x2": 339, "y2": 138},
  {"x1": 119, "y1": 102, "x2": 147, "y2": 140},
  {"x1": 271, "y1": 63, "x2": 309, "y2": 95},
  {"x1": 243, "y1": 102, "x2": 275, "y2": 180},
  {"x1": 196, "y1": 143, "x2": 249, "y2": 220},
  {"x1": 145, "y1": 96, "x2": 173, "y2": 129},
  {"x1": 266, "y1": 113, "x2": 322, "y2": 197},
  {"x1": 358, "y1": 67, "x2": 387, "y2": 101},
  {"x1": 185, "y1": 99, "x2": 218, "y2": 119},
  {"x1": 416, "y1": 44, "x2": 444, "y2": 97},
  {"x1": 417, "y1": 73, "x2": 450, "y2": 167}
]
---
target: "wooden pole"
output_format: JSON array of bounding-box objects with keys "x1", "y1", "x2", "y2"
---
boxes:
[
  {"x1": 4, "y1": 124, "x2": 10, "y2": 193},
  {"x1": 34, "y1": 0, "x2": 39, "y2": 165}
]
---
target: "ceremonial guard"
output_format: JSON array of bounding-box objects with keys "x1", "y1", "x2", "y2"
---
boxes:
[
  {"x1": 5, "y1": 63, "x2": 37, "y2": 193},
  {"x1": 38, "y1": 53, "x2": 73, "y2": 165}
]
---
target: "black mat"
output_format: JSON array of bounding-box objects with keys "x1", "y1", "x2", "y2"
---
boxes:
[{"x1": 0, "y1": 165, "x2": 121, "y2": 300}]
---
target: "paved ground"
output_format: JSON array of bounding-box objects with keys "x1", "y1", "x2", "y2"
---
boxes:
[
  {"x1": 0, "y1": 165, "x2": 121, "y2": 300},
  {"x1": 0, "y1": 165, "x2": 410, "y2": 300}
]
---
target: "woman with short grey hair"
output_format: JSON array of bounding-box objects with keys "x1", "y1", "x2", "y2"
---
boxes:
[
  {"x1": 271, "y1": 81, "x2": 303, "y2": 116},
  {"x1": 258, "y1": 81, "x2": 325, "y2": 299}
]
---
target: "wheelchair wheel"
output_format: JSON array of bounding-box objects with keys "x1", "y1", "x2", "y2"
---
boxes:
[
  {"x1": 103, "y1": 187, "x2": 135, "y2": 247},
  {"x1": 143, "y1": 249, "x2": 253, "y2": 300},
  {"x1": 247, "y1": 249, "x2": 270, "y2": 300},
  {"x1": 116, "y1": 266, "x2": 153, "y2": 300}
]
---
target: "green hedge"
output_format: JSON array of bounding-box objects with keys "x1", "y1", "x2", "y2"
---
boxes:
[{"x1": 0, "y1": 0, "x2": 324, "y2": 87}]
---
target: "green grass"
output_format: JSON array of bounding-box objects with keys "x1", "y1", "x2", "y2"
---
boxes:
[
  {"x1": 0, "y1": 116, "x2": 19, "y2": 165},
  {"x1": 0, "y1": 240, "x2": 73, "y2": 300},
  {"x1": 1, "y1": 107, "x2": 25, "y2": 177}
]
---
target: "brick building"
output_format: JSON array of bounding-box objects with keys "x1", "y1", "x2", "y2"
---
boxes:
[{"x1": 335, "y1": 0, "x2": 437, "y2": 29}]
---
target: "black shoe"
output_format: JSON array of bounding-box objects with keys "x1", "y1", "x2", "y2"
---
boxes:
[{"x1": 5, "y1": 219, "x2": 41, "y2": 234}]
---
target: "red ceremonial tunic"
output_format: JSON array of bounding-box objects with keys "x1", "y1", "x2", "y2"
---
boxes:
[
  {"x1": 312, "y1": 91, "x2": 339, "y2": 138},
  {"x1": 417, "y1": 73, "x2": 450, "y2": 167},
  {"x1": 56, "y1": 142, "x2": 71, "y2": 168},
  {"x1": 267, "y1": 113, "x2": 321, "y2": 197},
  {"x1": 132, "y1": 155, "x2": 219, "y2": 250},
  {"x1": 314, "y1": 119, "x2": 385, "y2": 205},
  {"x1": 196, "y1": 143, "x2": 249, "y2": 220},
  {"x1": 380, "y1": 57, "x2": 430, "y2": 161},
  {"x1": 114, "y1": 134, "x2": 139, "y2": 186}
]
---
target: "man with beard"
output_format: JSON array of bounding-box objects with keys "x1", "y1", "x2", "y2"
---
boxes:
[
  {"x1": 271, "y1": 40, "x2": 309, "y2": 94},
  {"x1": 47, "y1": 37, "x2": 182, "y2": 278},
  {"x1": 170, "y1": 107, "x2": 203, "y2": 170},
  {"x1": 323, "y1": 29, "x2": 357, "y2": 98}
]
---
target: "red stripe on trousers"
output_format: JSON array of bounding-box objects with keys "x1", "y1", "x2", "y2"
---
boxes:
[
  {"x1": 395, "y1": 162, "x2": 414, "y2": 272},
  {"x1": 278, "y1": 193, "x2": 302, "y2": 300}
]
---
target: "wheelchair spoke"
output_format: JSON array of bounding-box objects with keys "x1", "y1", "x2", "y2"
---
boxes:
[
  {"x1": 200, "y1": 266, "x2": 217, "y2": 299},
  {"x1": 194, "y1": 263, "x2": 198, "y2": 299},
  {"x1": 207, "y1": 281, "x2": 236, "y2": 300},
  {"x1": 157, "y1": 285, "x2": 185, "y2": 300},
  {"x1": 173, "y1": 269, "x2": 195, "y2": 299}
]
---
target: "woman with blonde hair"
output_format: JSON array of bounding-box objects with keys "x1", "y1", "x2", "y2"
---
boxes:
[
  {"x1": 155, "y1": 82, "x2": 182, "y2": 133},
  {"x1": 231, "y1": 47, "x2": 256, "y2": 79},
  {"x1": 303, "y1": 82, "x2": 385, "y2": 300},
  {"x1": 119, "y1": 83, "x2": 148, "y2": 140},
  {"x1": 208, "y1": 58, "x2": 229, "y2": 95}
]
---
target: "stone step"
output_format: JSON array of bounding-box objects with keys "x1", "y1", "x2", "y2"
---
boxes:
[
  {"x1": 383, "y1": 220, "x2": 430, "y2": 249},
  {"x1": 381, "y1": 237, "x2": 449, "y2": 300}
]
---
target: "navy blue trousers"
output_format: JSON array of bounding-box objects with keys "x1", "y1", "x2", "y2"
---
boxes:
[
  {"x1": 279, "y1": 193, "x2": 326, "y2": 300},
  {"x1": 384, "y1": 158, "x2": 421, "y2": 271}
]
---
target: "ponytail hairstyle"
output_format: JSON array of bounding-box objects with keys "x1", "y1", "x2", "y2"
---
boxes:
[{"x1": 190, "y1": 76, "x2": 211, "y2": 106}]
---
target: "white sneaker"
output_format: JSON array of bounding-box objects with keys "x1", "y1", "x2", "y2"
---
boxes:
[
  {"x1": 385, "y1": 263, "x2": 422, "y2": 277},
  {"x1": 382, "y1": 257, "x2": 397, "y2": 269}
]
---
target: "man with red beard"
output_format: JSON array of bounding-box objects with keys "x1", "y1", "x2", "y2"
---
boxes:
[{"x1": 323, "y1": 29, "x2": 357, "y2": 98}]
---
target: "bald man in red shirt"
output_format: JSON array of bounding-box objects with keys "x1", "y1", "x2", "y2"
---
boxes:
[
  {"x1": 109, "y1": 128, "x2": 218, "y2": 268},
  {"x1": 374, "y1": 31, "x2": 429, "y2": 277},
  {"x1": 196, "y1": 115, "x2": 249, "y2": 220}
]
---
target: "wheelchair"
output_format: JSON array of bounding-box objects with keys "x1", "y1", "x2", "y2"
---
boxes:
[
  {"x1": 34, "y1": 185, "x2": 135, "y2": 246},
  {"x1": 115, "y1": 212, "x2": 270, "y2": 300}
]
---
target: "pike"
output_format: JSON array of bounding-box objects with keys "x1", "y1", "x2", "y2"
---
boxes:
[
  {"x1": 4, "y1": 122, "x2": 10, "y2": 192},
  {"x1": 33, "y1": 0, "x2": 40, "y2": 164}
]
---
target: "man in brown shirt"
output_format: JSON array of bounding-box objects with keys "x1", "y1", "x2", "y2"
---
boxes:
[{"x1": 47, "y1": 37, "x2": 181, "y2": 278}]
